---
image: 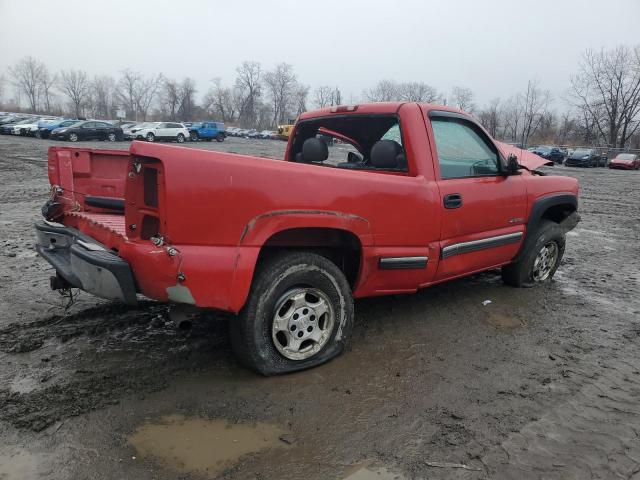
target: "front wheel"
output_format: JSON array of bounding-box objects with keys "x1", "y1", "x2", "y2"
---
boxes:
[
  {"x1": 176, "y1": 133, "x2": 185, "y2": 143},
  {"x1": 107, "y1": 132, "x2": 116, "y2": 142},
  {"x1": 502, "y1": 220, "x2": 566, "y2": 287},
  {"x1": 230, "y1": 252, "x2": 354, "y2": 376},
  {"x1": 189, "y1": 131, "x2": 198, "y2": 141},
  {"x1": 146, "y1": 133, "x2": 155, "y2": 142},
  {"x1": 68, "y1": 133, "x2": 78, "y2": 142},
  {"x1": 216, "y1": 134, "x2": 225, "y2": 142}
]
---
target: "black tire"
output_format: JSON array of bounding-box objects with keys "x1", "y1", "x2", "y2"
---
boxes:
[
  {"x1": 230, "y1": 251, "x2": 354, "y2": 376},
  {"x1": 106, "y1": 132, "x2": 116, "y2": 142},
  {"x1": 146, "y1": 133, "x2": 155, "y2": 142},
  {"x1": 176, "y1": 133, "x2": 185, "y2": 143},
  {"x1": 501, "y1": 220, "x2": 566, "y2": 288},
  {"x1": 68, "y1": 133, "x2": 78, "y2": 142},
  {"x1": 216, "y1": 134, "x2": 224, "y2": 142},
  {"x1": 35, "y1": 130, "x2": 42, "y2": 139},
  {"x1": 190, "y1": 131, "x2": 198, "y2": 141}
]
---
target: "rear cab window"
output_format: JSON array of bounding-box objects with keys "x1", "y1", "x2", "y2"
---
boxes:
[{"x1": 289, "y1": 115, "x2": 408, "y2": 173}]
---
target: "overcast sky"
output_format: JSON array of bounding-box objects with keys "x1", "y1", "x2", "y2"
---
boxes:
[{"x1": 1, "y1": 0, "x2": 639, "y2": 107}]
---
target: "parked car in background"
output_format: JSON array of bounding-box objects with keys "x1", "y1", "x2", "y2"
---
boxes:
[
  {"x1": 531, "y1": 145, "x2": 565, "y2": 164},
  {"x1": 565, "y1": 148, "x2": 602, "y2": 167},
  {"x1": 608, "y1": 153, "x2": 640, "y2": 170},
  {"x1": 37, "y1": 119, "x2": 81, "y2": 139},
  {"x1": 188, "y1": 121, "x2": 226, "y2": 142},
  {"x1": 256, "y1": 130, "x2": 272, "y2": 139},
  {"x1": 226, "y1": 127, "x2": 241, "y2": 137},
  {"x1": 50, "y1": 120, "x2": 123, "y2": 142},
  {"x1": 130, "y1": 122, "x2": 189, "y2": 143},
  {"x1": 246, "y1": 129, "x2": 260, "y2": 138},
  {"x1": 0, "y1": 116, "x2": 35, "y2": 134},
  {"x1": 122, "y1": 123, "x2": 146, "y2": 140},
  {"x1": 12, "y1": 117, "x2": 57, "y2": 136}
]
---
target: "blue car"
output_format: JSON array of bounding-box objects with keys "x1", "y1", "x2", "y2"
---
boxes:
[
  {"x1": 36, "y1": 119, "x2": 81, "y2": 139},
  {"x1": 187, "y1": 121, "x2": 226, "y2": 142}
]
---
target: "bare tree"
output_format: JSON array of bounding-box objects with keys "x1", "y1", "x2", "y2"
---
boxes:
[
  {"x1": 8, "y1": 56, "x2": 44, "y2": 112},
  {"x1": 90, "y1": 75, "x2": 116, "y2": 119},
  {"x1": 203, "y1": 78, "x2": 236, "y2": 122},
  {"x1": 313, "y1": 86, "x2": 334, "y2": 108},
  {"x1": 0, "y1": 74, "x2": 6, "y2": 107},
  {"x1": 235, "y1": 61, "x2": 262, "y2": 127},
  {"x1": 292, "y1": 84, "x2": 309, "y2": 117},
  {"x1": 160, "y1": 78, "x2": 180, "y2": 120},
  {"x1": 569, "y1": 45, "x2": 640, "y2": 147},
  {"x1": 176, "y1": 77, "x2": 196, "y2": 121},
  {"x1": 136, "y1": 74, "x2": 163, "y2": 121},
  {"x1": 365, "y1": 80, "x2": 398, "y2": 102},
  {"x1": 59, "y1": 69, "x2": 90, "y2": 117},
  {"x1": 478, "y1": 98, "x2": 502, "y2": 138},
  {"x1": 264, "y1": 63, "x2": 297, "y2": 127},
  {"x1": 450, "y1": 86, "x2": 475, "y2": 112},
  {"x1": 117, "y1": 69, "x2": 140, "y2": 119},
  {"x1": 399, "y1": 82, "x2": 439, "y2": 102},
  {"x1": 520, "y1": 80, "x2": 552, "y2": 146},
  {"x1": 334, "y1": 87, "x2": 342, "y2": 106},
  {"x1": 40, "y1": 65, "x2": 57, "y2": 114}
]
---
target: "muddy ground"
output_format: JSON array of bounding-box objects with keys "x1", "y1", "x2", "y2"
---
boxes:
[{"x1": 0, "y1": 134, "x2": 639, "y2": 480}]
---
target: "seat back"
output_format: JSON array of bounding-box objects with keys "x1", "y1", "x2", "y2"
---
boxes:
[{"x1": 370, "y1": 140, "x2": 404, "y2": 169}]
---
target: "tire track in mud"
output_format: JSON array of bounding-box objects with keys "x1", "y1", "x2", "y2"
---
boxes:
[{"x1": 0, "y1": 304, "x2": 232, "y2": 431}]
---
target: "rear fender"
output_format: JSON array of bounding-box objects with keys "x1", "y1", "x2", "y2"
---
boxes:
[{"x1": 227, "y1": 210, "x2": 372, "y2": 312}]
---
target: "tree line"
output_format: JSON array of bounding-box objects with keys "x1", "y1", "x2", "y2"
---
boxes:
[{"x1": 1, "y1": 44, "x2": 638, "y2": 148}]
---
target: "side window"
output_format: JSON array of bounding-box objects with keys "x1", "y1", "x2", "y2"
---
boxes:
[
  {"x1": 82, "y1": 122, "x2": 96, "y2": 128},
  {"x1": 431, "y1": 118, "x2": 500, "y2": 179}
]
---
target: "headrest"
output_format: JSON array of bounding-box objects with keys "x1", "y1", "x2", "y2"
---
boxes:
[
  {"x1": 301, "y1": 137, "x2": 329, "y2": 162},
  {"x1": 370, "y1": 140, "x2": 403, "y2": 169}
]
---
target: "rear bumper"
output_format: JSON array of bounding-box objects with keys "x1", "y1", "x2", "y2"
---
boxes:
[{"x1": 35, "y1": 221, "x2": 137, "y2": 305}]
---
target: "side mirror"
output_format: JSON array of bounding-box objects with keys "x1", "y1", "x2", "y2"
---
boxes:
[{"x1": 506, "y1": 154, "x2": 520, "y2": 175}]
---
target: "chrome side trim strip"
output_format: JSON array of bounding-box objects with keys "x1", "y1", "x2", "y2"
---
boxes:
[
  {"x1": 379, "y1": 256, "x2": 428, "y2": 270},
  {"x1": 441, "y1": 232, "x2": 523, "y2": 259}
]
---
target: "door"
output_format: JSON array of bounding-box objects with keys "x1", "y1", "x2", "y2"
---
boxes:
[
  {"x1": 155, "y1": 123, "x2": 169, "y2": 140},
  {"x1": 427, "y1": 114, "x2": 527, "y2": 280},
  {"x1": 79, "y1": 122, "x2": 97, "y2": 140},
  {"x1": 94, "y1": 122, "x2": 110, "y2": 140}
]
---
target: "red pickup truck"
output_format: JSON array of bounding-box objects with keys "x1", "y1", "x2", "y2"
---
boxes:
[{"x1": 36, "y1": 102, "x2": 579, "y2": 375}]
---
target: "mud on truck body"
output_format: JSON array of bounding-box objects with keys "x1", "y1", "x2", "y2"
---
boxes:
[{"x1": 35, "y1": 102, "x2": 580, "y2": 375}]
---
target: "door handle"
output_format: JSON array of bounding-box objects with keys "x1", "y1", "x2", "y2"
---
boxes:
[{"x1": 443, "y1": 193, "x2": 463, "y2": 209}]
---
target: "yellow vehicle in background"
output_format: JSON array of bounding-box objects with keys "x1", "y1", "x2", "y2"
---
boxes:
[{"x1": 277, "y1": 123, "x2": 295, "y2": 140}]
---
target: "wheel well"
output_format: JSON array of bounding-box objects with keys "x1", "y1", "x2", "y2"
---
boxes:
[
  {"x1": 541, "y1": 203, "x2": 576, "y2": 223},
  {"x1": 258, "y1": 228, "x2": 362, "y2": 288}
]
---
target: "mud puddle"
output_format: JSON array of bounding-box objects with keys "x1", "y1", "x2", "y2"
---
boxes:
[
  {"x1": 484, "y1": 310, "x2": 525, "y2": 328},
  {"x1": 128, "y1": 415, "x2": 288, "y2": 477},
  {"x1": 343, "y1": 465, "x2": 406, "y2": 479},
  {"x1": 0, "y1": 447, "x2": 40, "y2": 480}
]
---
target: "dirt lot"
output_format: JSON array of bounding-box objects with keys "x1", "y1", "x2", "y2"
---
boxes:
[{"x1": 0, "y1": 134, "x2": 639, "y2": 480}]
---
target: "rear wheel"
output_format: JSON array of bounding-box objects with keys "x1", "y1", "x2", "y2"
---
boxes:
[
  {"x1": 176, "y1": 133, "x2": 185, "y2": 143},
  {"x1": 502, "y1": 220, "x2": 565, "y2": 287},
  {"x1": 107, "y1": 132, "x2": 116, "y2": 142},
  {"x1": 146, "y1": 133, "x2": 155, "y2": 142},
  {"x1": 35, "y1": 130, "x2": 42, "y2": 139},
  {"x1": 69, "y1": 133, "x2": 78, "y2": 142},
  {"x1": 216, "y1": 134, "x2": 225, "y2": 142},
  {"x1": 230, "y1": 252, "x2": 354, "y2": 376},
  {"x1": 190, "y1": 131, "x2": 198, "y2": 141}
]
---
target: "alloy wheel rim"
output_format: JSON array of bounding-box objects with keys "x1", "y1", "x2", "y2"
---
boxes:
[
  {"x1": 532, "y1": 242, "x2": 558, "y2": 282},
  {"x1": 271, "y1": 287, "x2": 335, "y2": 361}
]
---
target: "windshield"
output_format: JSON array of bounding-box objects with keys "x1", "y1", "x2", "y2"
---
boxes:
[
  {"x1": 615, "y1": 153, "x2": 636, "y2": 160},
  {"x1": 60, "y1": 120, "x2": 80, "y2": 127},
  {"x1": 537, "y1": 146, "x2": 551, "y2": 152},
  {"x1": 573, "y1": 149, "x2": 591, "y2": 156}
]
